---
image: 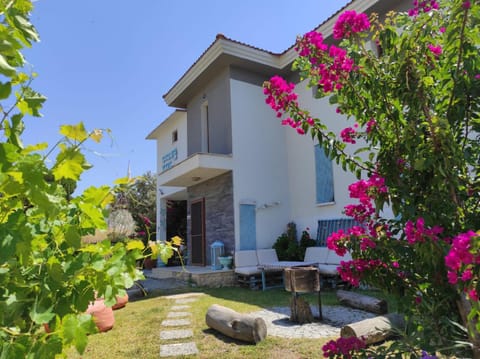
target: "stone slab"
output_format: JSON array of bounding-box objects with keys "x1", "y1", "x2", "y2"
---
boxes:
[
  {"x1": 160, "y1": 329, "x2": 193, "y2": 340},
  {"x1": 160, "y1": 342, "x2": 198, "y2": 357},
  {"x1": 164, "y1": 292, "x2": 205, "y2": 300},
  {"x1": 167, "y1": 311, "x2": 190, "y2": 318},
  {"x1": 174, "y1": 298, "x2": 198, "y2": 304},
  {"x1": 161, "y1": 318, "x2": 191, "y2": 327},
  {"x1": 171, "y1": 305, "x2": 190, "y2": 311}
]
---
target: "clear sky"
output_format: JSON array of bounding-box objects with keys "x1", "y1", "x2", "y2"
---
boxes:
[{"x1": 23, "y1": 0, "x2": 350, "y2": 194}]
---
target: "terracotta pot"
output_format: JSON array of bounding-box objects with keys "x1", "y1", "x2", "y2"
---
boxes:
[
  {"x1": 143, "y1": 257, "x2": 157, "y2": 269},
  {"x1": 86, "y1": 298, "x2": 114, "y2": 332},
  {"x1": 112, "y1": 293, "x2": 129, "y2": 310}
]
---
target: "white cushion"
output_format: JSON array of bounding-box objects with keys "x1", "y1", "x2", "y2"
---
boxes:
[
  {"x1": 326, "y1": 250, "x2": 352, "y2": 265},
  {"x1": 304, "y1": 247, "x2": 330, "y2": 263},
  {"x1": 317, "y1": 264, "x2": 340, "y2": 276},
  {"x1": 256, "y1": 249, "x2": 279, "y2": 264},
  {"x1": 234, "y1": 266, "x2": 262, "y2": 275},
  {"x1": 234, "y1": 250, "x2": 258, "y2": 268}
]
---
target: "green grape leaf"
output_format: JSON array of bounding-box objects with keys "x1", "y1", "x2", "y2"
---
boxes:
[
  {"x1": 29, "y1": 304, "x2": 55, "y2": 324},
  {"x1": 0, "y1": 81, "x2": 12, "y2": 99},
  {"x1": 64, "y1": 225, "x2": 81, "y2": 248},
  {"x1": 60, "y1": 122, "x2": 88, "y2": 142},
  {"x1": 16, "y1": 88, "x2": 46, "y2": 117},
  {"x1": 158, "y1": 244, "x2": 174, "y2": 264},
  {"x1": 0, "y1": 54, "x2": 16, "y2": 76},
  {"x1": 52, "y1": 145, "x2": 86, "y2": 181},
  {"x1": 78, "y1": 202, "x2": 106, "y2": 229},
  {"x1": 61, "y1": 314, "x2": 95, "y2": 354},
  {"x1": 126, "y1": 239, "x2": 144, "y2": 251}
]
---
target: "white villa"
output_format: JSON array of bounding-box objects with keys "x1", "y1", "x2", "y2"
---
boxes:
[{"x1": 146, "y1": 0, "x2": 409, "y2": 267}]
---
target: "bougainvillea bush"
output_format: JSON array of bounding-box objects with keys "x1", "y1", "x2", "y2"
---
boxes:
[{"x1": 264, "y1": 0, "x2": 479, "y2": 357}]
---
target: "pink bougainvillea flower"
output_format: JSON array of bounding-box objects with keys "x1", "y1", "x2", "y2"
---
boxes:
[
  {"x1": 366, "y1": 119, "x2": 377, "y2": 133},
  {"x1": 327, "y1": 229, "x2": 349, "y2": 256},
  {"x1": 460, "y1": 268, "x2": 473, "y2": 281},
  {"x1": 408, "y1": 0, "x2": 439, "y2": 17},
  {"x1": 264, "y1": 75, "x2": 298, "y2": 118},
  {"x1": 340, "y1": 126, "x2": 357, "y2": 144},
  {"x1": 295, "y1": 31, "x2": 356, "y2": 94},
  {"x1": 428, "y1": 44, "x2": 442, "y2": 57},
  {"x1": 467, "y1": 289, "x2": 479, "y2": 301},
  {"x1": 322, "y1": 336, "x2": 366, "y2": 358},
  {"x1": 445, "y1": 231, "x2": 476, "y2": 271},
  {"x1": 462, "y1": 1, "x2": 471, "y2": 9},
  {"x1": 405, "y1": 217, "x2": 443, "y2": 244},
  {"x1": 333, "y1": 10, "x2": 370, "y2": 40},
  {"x1": 447, "y1": 270, "x2": 458, "y2": 284}
]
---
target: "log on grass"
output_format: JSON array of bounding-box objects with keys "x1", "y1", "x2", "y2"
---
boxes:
[
  {"x1": 336, "y1": 290, "x2": 388, "y2": 314},
  {"x1": 205, "y1": 304, "x2": 267, "y2": 343},
  {"x1": 341, "y1": 313, "x2": 405, "y2": 345}
]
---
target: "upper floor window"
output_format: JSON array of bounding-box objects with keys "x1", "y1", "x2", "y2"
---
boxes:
[
  {"x1": 201, "y1": 101, "x2": 210, "y2": 153},
  {"x1": 172, "y1": 129, "x2": 178, "y2": 143},
  {"x1": 314, "y1": 144, "x2": 334, "y2": 204}
]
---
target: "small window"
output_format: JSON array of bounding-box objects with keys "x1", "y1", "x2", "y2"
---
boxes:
[{"x1": 172, "y1": 130, "x2": 178, "y2": 143}]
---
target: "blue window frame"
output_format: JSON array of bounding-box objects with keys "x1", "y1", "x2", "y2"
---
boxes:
[
  {"x1": 239, "y1": 204, "x2": 256, "y2": 250},
  {"x1": 314, "y1": 144, "x2": 334, "y2": 204}
]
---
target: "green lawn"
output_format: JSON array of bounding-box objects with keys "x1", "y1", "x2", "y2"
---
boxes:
[{"x1": 66, "y1": 286, "x2": 390, "y2": 359}]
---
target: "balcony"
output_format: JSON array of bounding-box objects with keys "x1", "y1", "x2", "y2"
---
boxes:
[{"x1": 157, "y1": 153, "x2": 233, "y2": 187}]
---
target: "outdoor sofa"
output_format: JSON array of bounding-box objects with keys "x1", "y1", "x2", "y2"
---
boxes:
[{"x1": 234, "y1": 247, "x2": 352, "y2": 290}]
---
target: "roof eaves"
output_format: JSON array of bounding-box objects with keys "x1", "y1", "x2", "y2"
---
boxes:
[
  {"x1": 163, "y1": 34, "x2": 282, "y2": 107},
  {"x1": 146, "y1": 109, "x2": 187, "y2": 140},
  {"x1": 163, "y1": 0, "x2": 382, "y2": 106}
]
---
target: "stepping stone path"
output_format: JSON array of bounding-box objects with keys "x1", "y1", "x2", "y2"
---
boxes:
[{"x1": 159, "y1": 293, "x2": 204, "y2": 357}]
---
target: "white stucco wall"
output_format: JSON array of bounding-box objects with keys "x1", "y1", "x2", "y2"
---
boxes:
[
  {"x1": 149, "y1": 110, "x2": 188, "y2": 240},
  {"x1": 284, "y1": 81, "x2": 360, "y2": 236},
  {"x1": 230, "y1": 79, "x2": 292, "y2": 249},
  {"x1": 154, "y1": 110, "x2": 188, "y2": 174}
]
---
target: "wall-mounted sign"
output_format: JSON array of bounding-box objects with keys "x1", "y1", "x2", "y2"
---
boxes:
[{"x1": 162, "y1": 148, "x2": 178, "y2": 171}]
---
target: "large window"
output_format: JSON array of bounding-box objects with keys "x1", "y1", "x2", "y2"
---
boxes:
[{"x1": 314, "y1": 144, "x2": 334, "y2": 204}]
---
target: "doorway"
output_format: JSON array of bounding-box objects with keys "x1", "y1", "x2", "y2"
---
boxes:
[{"x1": 190, "y1": 198, "x2": 206, "y2": 265}]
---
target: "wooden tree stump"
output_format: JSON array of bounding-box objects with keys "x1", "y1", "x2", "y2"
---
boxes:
[
  {"x1": 285, "y1": 266, "x2": 322, "y2": 321},
  {"x1": 290, "y1": 296, "x2": 314, "y2": 323},
  {"x1": 205, "y1": 304, "x2": 267, "y2": 343},
  {"x1": 336, "y1": 290, "x2": 388, "y2": 314},
  {"x1": 341, "y1": 313, "x2": 405, "y2": 345}
]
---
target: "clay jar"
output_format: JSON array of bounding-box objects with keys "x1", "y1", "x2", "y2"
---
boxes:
[{"x1": 86, "y1": 298, "x2": 114, "y2": 332}]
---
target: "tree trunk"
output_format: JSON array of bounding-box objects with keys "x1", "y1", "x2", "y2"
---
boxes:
[
  {"x1": 205, "y1": 304, "x2": 267, "y2": 343},
  {"x1": 456, "y1": 294, "x2": 480, "y2": 359},
  {"x1": 336, "y1": 290, "x2": 388, "y2": 314},
  {"x1": 340, "y1": 313, "x2": 405, "y2": 345}
]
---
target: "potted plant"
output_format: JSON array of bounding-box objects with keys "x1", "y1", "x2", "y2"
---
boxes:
[{"x1": 218, "y1": 255, "x2": 233, "y2": 269}]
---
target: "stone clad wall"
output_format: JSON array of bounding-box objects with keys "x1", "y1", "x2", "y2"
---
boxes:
[{"x1": 188, "y1": 172, "x2": 234, "y2": 266}]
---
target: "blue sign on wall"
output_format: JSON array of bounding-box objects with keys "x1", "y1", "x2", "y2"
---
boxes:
[{"x1": 162, "y1": 148, "x2": 178, "y2": 171}]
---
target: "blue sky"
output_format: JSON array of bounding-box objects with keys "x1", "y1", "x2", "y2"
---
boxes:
[{"x1": 23, "y1": 0, "x2": 350, "y2": 194}]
